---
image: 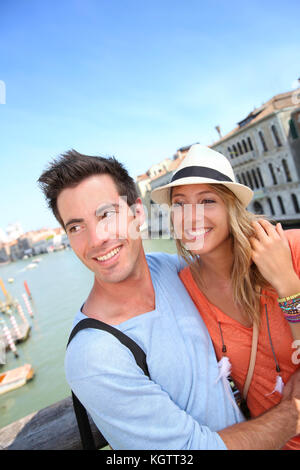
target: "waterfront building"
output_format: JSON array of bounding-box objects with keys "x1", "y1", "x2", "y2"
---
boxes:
[
  {"x1": 210, "y1": 89, "x2": 300, "y2": 228},
  {"x1": 0, "y1": 228, "x2": 8, "y2": 244},
  {"x1": 6, "y1": 222, "x2": 23, "y2": 242},
  {"x1": 18, "y1": 235, "x2": 33, "y2": 253},
  {"x1": 0, "y1": 227, "x2": 67, "y2": 262},
  {"x1": 0, "y1": 244, "x2": 9, "y2": 264},
  {"x1": 9, "y1": 241, "x2": 23, "y2": 262}
]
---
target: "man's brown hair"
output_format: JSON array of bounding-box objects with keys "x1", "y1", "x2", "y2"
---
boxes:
[{"x1": 38, "y1": 149, "x2": 139, "y2": 228}]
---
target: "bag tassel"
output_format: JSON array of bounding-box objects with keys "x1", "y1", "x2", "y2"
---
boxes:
[
  {"x1": 265, "y1": 374, "x2": 284, "y2": 396},
  {"x1": 215, "y1": 356, "x2": 240, "y2": 414}
]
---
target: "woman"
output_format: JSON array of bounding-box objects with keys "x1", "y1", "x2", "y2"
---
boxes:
[{"x1": 151, "y1": 144, "x2": 300, "y2": 450}]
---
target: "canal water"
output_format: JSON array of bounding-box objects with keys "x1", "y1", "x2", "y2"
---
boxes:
[{"x1": 0, "y1": 239, "x2": 176, "y2": 429}]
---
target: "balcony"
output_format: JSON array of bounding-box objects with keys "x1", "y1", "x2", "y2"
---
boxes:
[
  {"x1": 252, "y1": 188, "x2": 267, "y2": 200},
  {"x1": 231, "y1": 150, "x2": 257, "y2": 168}
]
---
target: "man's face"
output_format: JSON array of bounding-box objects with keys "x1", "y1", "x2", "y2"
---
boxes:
[{"x1": 57, "y1": 174, "x2": 145, "y2": 284}]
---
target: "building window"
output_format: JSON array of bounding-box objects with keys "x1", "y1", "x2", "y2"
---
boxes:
[
  {"x1": 228, "y1": 146, "x2": 234, "y2": 159},
  {"x1": 289, "y1": 119, "x2": 299, "y2": 140},
  {"x1": 282, "y1": 159, "x2": 292, "y2": 182},
  {"x1": 246, "y1": 171, "x2": 254, "y2": 189},
  {"x1": 256, "y1": 167, "x2": 265, "y2": 187},
  {"x1": 277, "y1": 196, "x2": 285, "y2": 214},
  {"x1": 267, "y1": 198, "x2": 275, "y2": 216},
  {"x1": 237, "y1": 142, "x2": 243, "y2": 155},
  {"x1": 241, "y1": 173, "x2": 247, "y2": 186},
  {"x1": 291, "y1": 194, "x2": 300, "y2": 213},
  {"x1": 268, "y1": 163, "x2": 277, "y2": 185},
  {"x1": 271, "y1": 124, "x2": 282, "y2": 147},
  {"x1": 232, "y1": 144, "x2": 238, "y2": 157},
  {"x1": 236, "y1": 174, "x2": 241, "y2": 184},
  {"x1": 253, "y1": 201, "x2": 264, "y2": 215},
  {"x1": 242, "y1": 139, "x2": 248, "y2": 153},
  {"x1": 251, "y1": 169, "x2": 260, "y2": 189},
  {"x1": 259, "y1": 131, "x2": 268, "y2": 152},
  {"x1": 247, "y1": 137, "x2": 254, "y2": 151}
]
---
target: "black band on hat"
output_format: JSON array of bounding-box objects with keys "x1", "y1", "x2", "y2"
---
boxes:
[{"x1": 171, "y1": 166, "x2": 233, "y2": 183}]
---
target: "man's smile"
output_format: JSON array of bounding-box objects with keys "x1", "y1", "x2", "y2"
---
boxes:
[
  {"x1": 95, "y1": 246, "x2": 121, "y2": 262},
  {"x1": 91, "y1": 245, "x2": 123, "y2": 266}
]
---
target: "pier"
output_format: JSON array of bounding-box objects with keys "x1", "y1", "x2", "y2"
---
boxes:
[
  {"x1": 0, "y1": 323, "x2": 31, "y2": 351},
  {"x1": 0, "y1": 396, "x2": 104, "y2": 450},
  {"x1": 0, "y1": 279, "x2": 33, "y2": 361}
]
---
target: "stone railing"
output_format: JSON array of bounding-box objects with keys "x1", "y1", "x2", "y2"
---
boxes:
[{"x1": 0, "y1": 396, "x2": 104, "y2": 450}]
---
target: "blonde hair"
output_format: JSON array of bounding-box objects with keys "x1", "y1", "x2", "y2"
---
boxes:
[{"x1": 173, "y1": 184, "x2": 273, "y2": 326}]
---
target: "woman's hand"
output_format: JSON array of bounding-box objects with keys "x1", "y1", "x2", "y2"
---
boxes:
[{"x1": 250, "y1": 219, "x2": 300, "y2": 297}]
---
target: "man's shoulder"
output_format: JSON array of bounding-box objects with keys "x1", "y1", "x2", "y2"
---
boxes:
[
  {"x1": 65, "y1": 320, "x2": 141, "y2": 380},
  {"x1": 67, "y1": 314, "x2": 129, "y2": 355},
  {"x1": 146, "y1": 251, "x2": 186, "y2": 273}
]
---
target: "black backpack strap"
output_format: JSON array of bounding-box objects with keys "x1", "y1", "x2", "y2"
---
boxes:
[
  {"x1": 71, "y1": 391, "x2": 102, "y2": 450},
  {"x1": 67, "y1": 318, "x2": 150, "y2": 450}
]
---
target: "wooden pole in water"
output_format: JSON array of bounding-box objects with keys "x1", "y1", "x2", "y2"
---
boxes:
[
  {"x1": 24, "y1": 281, "x2": 32, "y2": 299},
  {"x1": 22, "y1": 293, "x2": 34, "y2": 317},
  {"x1": 16, "y1": 301, "x2": 29, "y2": 326},
  {"x1": 9, "y1": 314, "x2": 22, "y2": 340},
  {"x1": 0, "y1": 320, "x2": 19, "y2": 358},
  {"x1": 0, "y1": 278, "x2": 8, "y2": 298}
]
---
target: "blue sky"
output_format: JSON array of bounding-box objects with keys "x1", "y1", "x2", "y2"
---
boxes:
[{"x1": 1, "y1": 0, "x2": 300, "y2": 232}]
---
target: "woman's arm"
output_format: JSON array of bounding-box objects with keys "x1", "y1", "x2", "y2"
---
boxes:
[{"x1": 250, "y1": 219, "x2": 300, "y2": 340}]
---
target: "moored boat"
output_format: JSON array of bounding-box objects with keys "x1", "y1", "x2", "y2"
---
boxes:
[
  {"x1": 27, "y1": 263, "x2": 38, "y2": 269},
  {"x1": 0, "y1": 364, "x2": 34, "y2": 395}
]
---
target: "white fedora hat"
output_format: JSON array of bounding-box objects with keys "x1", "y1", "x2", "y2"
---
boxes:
[{"x1": 151, "y1": 144, "x2": 253, "y2": 207}]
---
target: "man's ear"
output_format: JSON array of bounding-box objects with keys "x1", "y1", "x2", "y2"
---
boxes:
[
  {"x1": 127, "y1": 198, "x2": 146, "y2": 240},
  {"x1": 133, "y1": 198, "x2": 146, "y2": 227}
]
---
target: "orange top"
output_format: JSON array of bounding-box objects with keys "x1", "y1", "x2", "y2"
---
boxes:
[{"x1": 179, "y1": 229, "x2": 300, "y2": 450}]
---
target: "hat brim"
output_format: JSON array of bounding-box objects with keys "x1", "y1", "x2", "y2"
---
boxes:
[{"x1": 151, "y1": 177, "x2": 253, "y2": 208}]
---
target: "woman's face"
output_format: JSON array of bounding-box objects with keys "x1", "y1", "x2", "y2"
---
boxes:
[{"x1": 171, "y1": 184, "x2": 231, "y2": 255}]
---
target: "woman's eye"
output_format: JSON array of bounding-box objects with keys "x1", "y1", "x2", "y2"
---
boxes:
[
  {"x1": 172, "y1": 202, "x2": 184, "y2": 207},
  {"x1": 202, "y1": 199, "x2": 215, "y2": 204}
]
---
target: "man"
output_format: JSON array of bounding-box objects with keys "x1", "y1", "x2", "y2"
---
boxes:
[{"x1": 38, "y1": 150, "x2": 300, "y2": 450}]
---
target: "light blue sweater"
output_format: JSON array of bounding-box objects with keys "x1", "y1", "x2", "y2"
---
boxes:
[{"x1": 65, "y1": 253, "x2": 244, "y2": 450}]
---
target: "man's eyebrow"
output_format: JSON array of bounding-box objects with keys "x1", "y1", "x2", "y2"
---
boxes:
[
  {"x1": 65, "y1": 218, "x2": 84, "y2": 229},
  {"x1": 95, "y1": 203, "x2": 119, "y2": 216}
]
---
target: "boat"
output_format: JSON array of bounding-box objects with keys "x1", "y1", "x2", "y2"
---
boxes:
[
  {"x1": 7, "y1": 278, "x2": 14, "y2": 283},
  {"x1": 0, "y1": 364, "x2": 34, "y2": 395},
  {"x1": 27, "y1": 263, "x2": 38, "y2": 269}
]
